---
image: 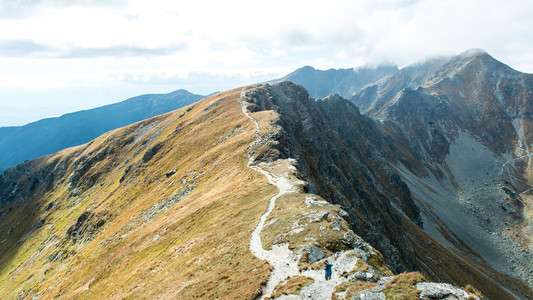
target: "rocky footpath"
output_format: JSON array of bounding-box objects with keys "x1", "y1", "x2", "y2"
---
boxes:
[
  {"x1": 240, "y1": 84, "x2": 483, "y2": 299},
  {"x1": 242, "y1": 82, "x2": 417, "y2": 274}
]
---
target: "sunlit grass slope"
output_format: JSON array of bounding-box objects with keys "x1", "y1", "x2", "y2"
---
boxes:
[{"x1": 0, "y1": 88, "x2": 276, "y2": 299}]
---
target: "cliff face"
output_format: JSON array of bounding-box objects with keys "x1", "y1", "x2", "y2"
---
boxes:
[
  {"x1": 350, "y1": 50, "x2": 533, "y2": 292},
  {"x1": 242, "y1": 82, "x2": 532, "y2": 299},
  {"x1": 244, "y1": 82, "x2": 419, "y2": 273}
]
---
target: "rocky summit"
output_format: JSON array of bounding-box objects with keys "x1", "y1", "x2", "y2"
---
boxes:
[{"x1": 0, "y1": 50, "x2": 532, "y2": 299}]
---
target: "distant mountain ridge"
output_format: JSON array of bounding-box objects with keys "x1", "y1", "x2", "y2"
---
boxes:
[
  {"x1": 0, "y1": 89, "x2": 204, "y2": 169},
  {"x1": 0, "y1": 50, "x2": 532, "y2": 299},
  {"x1": 274, "y1": 64, "x2": 398, "y2": 99}
]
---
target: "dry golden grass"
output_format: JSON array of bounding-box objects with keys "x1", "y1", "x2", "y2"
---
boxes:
[
  {"x1": 383, "y1": 272, "x2": 425, "y2": 300},
  {"x1": 333, "y1": 281, "x2": 377, "y2": 299},
  {"x1": 463, "y1": 284, "x2": 484, "y2": 299},
  {"x1": 0, "y1": 88, "x2": 281, "y2": 299},
  {"x1": 260, "y1": 191, "x2": 350, "y2": 255},
  {"x1": 271, "y1": 275, "x2": 314, "y2": 298}
]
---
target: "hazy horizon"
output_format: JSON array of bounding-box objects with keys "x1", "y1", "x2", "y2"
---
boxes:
[{"x1": 0, "y1": 0, "x2": 532, "y2": 126}]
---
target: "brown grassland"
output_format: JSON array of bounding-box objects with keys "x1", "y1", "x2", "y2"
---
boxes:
[{"x1": 0, "y1": 88, "x2": 280, "y2": 299}]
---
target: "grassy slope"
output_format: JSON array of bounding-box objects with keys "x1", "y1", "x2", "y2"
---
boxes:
[
  {"x1": 0, "y1": 90, "x2": 204, "y2": 170},
  {"x1": 0, "y1": 89, "x2": 276, "y2": 299}
]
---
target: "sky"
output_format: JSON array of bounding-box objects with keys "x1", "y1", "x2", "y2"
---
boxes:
[{"x1": 0, "y1": 0, "x2": 532, "y2": 126}]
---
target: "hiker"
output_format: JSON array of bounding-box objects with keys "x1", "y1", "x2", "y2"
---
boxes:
[{"x1": 324, "y1": 260, "x2": 333, "y2": 280}]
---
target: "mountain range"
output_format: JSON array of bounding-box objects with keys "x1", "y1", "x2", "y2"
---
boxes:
[
  {"x1": 274, "y1": 64, "x2": 398, "y2": 99},
  {"x1": 0, "y1": 49, "x2": 532, "y2": 299},
  {"x1": 0, "y1": 89, "x2": 205, "y2": 170}
]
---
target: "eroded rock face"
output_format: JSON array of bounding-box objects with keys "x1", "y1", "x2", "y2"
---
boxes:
[
  {"x1": 243, "y1": 81, "x2": 532, "y2": 299},
  {"x1": 245, "y1": 82, "x2": 419, "y2": 273},
  {"x1": 351, "y1": 50, "x2": 533, "y2": 288}
]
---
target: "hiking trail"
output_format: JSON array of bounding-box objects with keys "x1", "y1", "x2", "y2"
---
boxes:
[{"x1": 239, "y1": 87, "x2": 362, "y2": 299}]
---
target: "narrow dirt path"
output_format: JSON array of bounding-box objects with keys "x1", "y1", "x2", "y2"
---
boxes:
[
  {"x1": 239, "y1": 87, "x2": 300, "y2": 298},
  {"x1": 239, "y1": 87, "x2": 359, "y2": 299},
  {"x1": 238, "y1": 86, "x2": 484, "y2": 300}
]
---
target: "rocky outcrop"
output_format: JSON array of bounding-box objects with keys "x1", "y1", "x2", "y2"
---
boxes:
[
  {"x1": 242, "y1": 81, "x2": 532, "y2": 299},
  {"x1": 245, "y1": 82, "x2": 418, "y2": 273},
  {"x1": 416, "y1": 282, "x2": 481, "y2": 300}
]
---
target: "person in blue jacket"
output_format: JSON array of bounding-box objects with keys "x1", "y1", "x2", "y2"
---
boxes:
[{"x1": 324, "y1": 260, "x2": 333, "y2": 280}]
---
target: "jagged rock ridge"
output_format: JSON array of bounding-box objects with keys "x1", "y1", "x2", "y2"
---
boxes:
[
  {"x1": 241, "y1": 82, "x2": 531, "y2": 299},
  {"x1": 349, "y1": 50, "x2": 533, "y2": 291},
  {"x1": 274, "y1": 64, "x2": 398, "y2": 99}
]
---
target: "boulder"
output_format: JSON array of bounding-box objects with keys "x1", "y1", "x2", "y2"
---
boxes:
[
  {"x1": 304, "y1": 246, "x2": 324, "y2": 262},
  {"x1": 354, "y1": 290, "x2": 386, "y2": 300},
  {"x1": 416, "y1": 282, "x2": 479, "y2": 299},
  {"x1": 349, "y1": 271, "x2": 375, "y2": 282}
]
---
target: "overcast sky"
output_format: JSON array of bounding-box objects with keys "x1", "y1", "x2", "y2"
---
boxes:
[{"x1": 0, "y1": 0, "x2": 532, "y2": 126}]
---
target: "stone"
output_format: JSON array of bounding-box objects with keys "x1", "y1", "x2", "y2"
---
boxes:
[
  {"x1": 349, "y1": 271, "x2": 375, "y2": 282},
  {"x1": 416, "y1": 282, "x2": 476, "y2": 300},
  {"x1": 354, "y1": 290, "x2": 386, "y2": 300},
  {"x1": 70, "y1": 188, "x2": 83, "y2": 197},
  {"x1": 330, "y1": 220, "x2": 342, "y2": 230},
  {"x1": 165, "y1": 169, "x2": 177, "y2": 177},
  {"x1": 304, "y1": 246, "x2": 325, "y2": 262},
  {"x1": 342, "y1": 232, "x2": 366, "y2": 250},
  {"x1": 338, "y1": 209, "x2": 349, "y2": 218}
]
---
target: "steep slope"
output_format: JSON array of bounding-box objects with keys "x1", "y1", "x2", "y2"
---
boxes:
[
  {"x1": 0, "y1": 89, "x2": 276, "y2": 299},
  {"x1": 275, "y1": 65, "x2": 397, "y2": 99},
  {"x1": 242, "y1": 82, "x2": 531, "y2": 299},
  {"x1": 351, "y1": 49, "x2": 533, "y2": 290},
  {"x1": 0, "y1": 89, "x2": 205, "y2": 170},
  {"x1": 0, "y1": 82, "x2": 494, "y2": 300}
]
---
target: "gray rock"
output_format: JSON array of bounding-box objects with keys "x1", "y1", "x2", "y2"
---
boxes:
[
  {"x1": 354, "y1": 290, "x2": 386, "y2": 300},
  {"x1": 338, "y1": 209, "x2": 349, "y2": 218},
  {"x1": 304, "y1": 245, "x2": 324, "y2": 262},
  {"x1": 165, "y1": 169, "x2": 177, "y2": 177},
  {"x1": 416, "y1": 282, "x2": 477, "y2": 300},
  {"x1": 330, "y1": 220, "x2": 342, "y2": 230},
  {"x1": 342, "y1": 232, "x2": 366, "y2": 250},
  {"x1": 70, "y1": 188, "x2": 83, "y2": 197},
  {"x1": 349, "y1": 271, "x2": 375, "y2": 282},
  {"x1": 142, "y1": 142, "x2": 163, "y2": 163}
]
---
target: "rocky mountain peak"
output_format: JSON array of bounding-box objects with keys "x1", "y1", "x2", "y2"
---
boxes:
[
  {"x1": 459, "y1": 48, "x2": 489, "y2": 58},
  {"x1": 350, "y1": 50, "x2": 533, "y2": 294},
  {"x1": 274, "y1": 64, "x2": 398, "y2": 99}
]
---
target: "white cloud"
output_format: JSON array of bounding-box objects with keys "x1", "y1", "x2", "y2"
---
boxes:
[{"x1": 0, "y1": 0, "x2": 532, "y2": 125}]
